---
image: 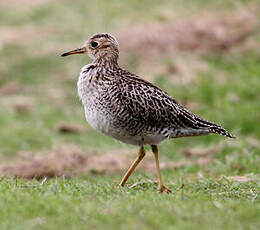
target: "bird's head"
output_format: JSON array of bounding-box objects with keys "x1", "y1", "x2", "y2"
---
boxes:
[{"x1": 61, "y1": 33, "x2": 119, "y2": 62}]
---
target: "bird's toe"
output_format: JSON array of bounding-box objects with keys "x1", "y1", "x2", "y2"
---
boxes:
[{"x1": 158, "y1": 185, "x2": 172, "y2": 194}]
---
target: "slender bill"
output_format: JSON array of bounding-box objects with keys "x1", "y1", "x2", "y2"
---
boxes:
[{"x1": 61, "y1": 47, "x2": 87, "y2": 57}]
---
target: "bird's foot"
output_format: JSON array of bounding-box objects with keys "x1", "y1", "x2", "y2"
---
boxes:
[{"x1": 158, "y1": 185, "x2": 171, "y2": 194}]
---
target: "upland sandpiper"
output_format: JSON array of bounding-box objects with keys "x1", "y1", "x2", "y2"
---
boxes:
[{"x1": 61, "y1": 33, "x2": 234, "y2": 193}]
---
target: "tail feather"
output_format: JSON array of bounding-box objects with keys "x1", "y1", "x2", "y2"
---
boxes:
[
  {"x1": 178, "y1": 108, "x2": 235, "y2": 139},
  {"x1": 195, "y1": 115, "x2": 235, "y2": 138},
  {"x1": 195, "y1": 116, "x2": 235, "y2": 138},
  {"x1": 210, "y1": 126, "x2": 235, "y2": 138}
]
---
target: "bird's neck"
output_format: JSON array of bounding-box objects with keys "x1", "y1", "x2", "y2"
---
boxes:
[{"x1": 93, "y1": 53, "x2": 119, "y2": 70}]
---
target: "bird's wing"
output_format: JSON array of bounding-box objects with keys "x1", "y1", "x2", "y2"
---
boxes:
[{"x1": 117, "y1": 71, "x2": 221, "y2": 131}]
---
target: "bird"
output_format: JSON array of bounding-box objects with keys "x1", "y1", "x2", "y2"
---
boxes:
[{"x1": 61, "y1": 33, "x2": 235, "y2": 193}]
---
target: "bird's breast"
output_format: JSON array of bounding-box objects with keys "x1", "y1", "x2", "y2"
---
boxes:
[{"x1": 77, "y1": 66, "x2": 114, "y2": 135}]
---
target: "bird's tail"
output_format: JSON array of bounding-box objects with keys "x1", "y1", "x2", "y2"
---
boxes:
[
  {"x1": 190, "y1": 114, "x2": 236, "y2": 138},
  {"x1": 209, "y1": 126, "x2": 235, "y2": 138},
  {"x1": 178, "y1": 108, "x2": 236, "y2": 139}
]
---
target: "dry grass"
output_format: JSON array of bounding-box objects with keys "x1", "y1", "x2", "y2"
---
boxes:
[
  {"x1": 1, "y1": 95, "x2": 35, "y2": 113},
  {"x1": 0, "y1": 143, "x2": 230, "y2": 179},
  {"x1": 0, "y1": 0, "x2": 50, "y2": 8},
  {"x1": 2, "y1": 136, "x2": 254, "y2": 180},
  {"x1": 118, "y1": 12, "x2": 258, "y2": 58},
  {"x1": 0, "y1": 82, "x2": 21, "y2": 96},
  {"x1": 57, "y1": 123, "x2": 85, "y2": 134},
  {"x1": 0, "y1": 26, "x2": 58, "y2": 47},
  {"x1": 181, "y1": 143, "x2": 224, "y2": 157}
]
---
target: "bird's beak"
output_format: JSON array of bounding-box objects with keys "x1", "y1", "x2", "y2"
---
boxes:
[{"x1": 61, "y1": 47, "x2": 87, "y2": 57}]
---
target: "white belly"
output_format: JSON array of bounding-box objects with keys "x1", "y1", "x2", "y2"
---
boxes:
[
  {"x1": 84, "y1": 105, "x2": 166, "y2": 146},
  {"x1": 84, "y1": 105, "x2": 112, "y2": 135}
]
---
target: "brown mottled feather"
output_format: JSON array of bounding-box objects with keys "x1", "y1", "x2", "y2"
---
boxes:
[{"x1": 73, "y1": 33, "x2": 234, "y2": 146}]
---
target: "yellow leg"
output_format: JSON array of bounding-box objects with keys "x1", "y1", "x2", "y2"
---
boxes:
[
  {"x1": 151, "y1": 145, "x2": 171, "y2": 194},
  {"x1": 120, "y1": 146, "x2": 146, "y2": 187}
]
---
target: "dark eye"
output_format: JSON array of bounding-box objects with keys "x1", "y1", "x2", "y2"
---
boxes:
[{"x1": 91, "y1": 41, "x2": 98, "y2": 48}]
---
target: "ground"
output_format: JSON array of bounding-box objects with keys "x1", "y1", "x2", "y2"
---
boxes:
[{"x1": 0, "y1": 0, "x2": 260, "y2": 229}]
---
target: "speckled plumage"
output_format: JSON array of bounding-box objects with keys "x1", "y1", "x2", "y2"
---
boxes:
[
  {"x1": 76, "y1": 35, "x2": 234, "y2": 146},
  {"x1": 62, "y1": 33, "x2": 234, "y2": 193}
]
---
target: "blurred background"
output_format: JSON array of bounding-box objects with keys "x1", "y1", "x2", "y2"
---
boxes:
[{"x1": 0, "y1": 0, "x2": 259, "y2": 179}]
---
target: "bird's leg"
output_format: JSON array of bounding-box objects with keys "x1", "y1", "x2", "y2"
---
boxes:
[
  {"x1": 151, "y1": 145, "x2": 171, "y2": 194},
  {"x1": 120, "y1": 146, "x2": 146, "y2": 187}
]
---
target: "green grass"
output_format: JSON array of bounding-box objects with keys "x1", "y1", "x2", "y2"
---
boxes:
[
  {"x1": 0, "y1": 176, "x2": 259, "y2": 230},
  {"x1": 0, "y1": 0, "x2": 260, "y2": 229}
]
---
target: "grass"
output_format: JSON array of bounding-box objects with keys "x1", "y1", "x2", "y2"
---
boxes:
[
  {"x1": 0, "y1": 0, "x2": 260, "y2": 229},
  {"x1": 0, "y1": 176, "x2": 259, "y2": 230}
]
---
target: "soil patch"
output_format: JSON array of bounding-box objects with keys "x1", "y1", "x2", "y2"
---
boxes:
[
  {"x1": 117, "y1": 12, "x2": 258, "y2": 58},
  {"x1": 0, "y1": 143, "x2": 225, "y2": 179}
]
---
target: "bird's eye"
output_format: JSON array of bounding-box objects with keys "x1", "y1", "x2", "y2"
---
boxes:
[{"x1": 91, "y1": 41, "x2": 98, "y2": 48}]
